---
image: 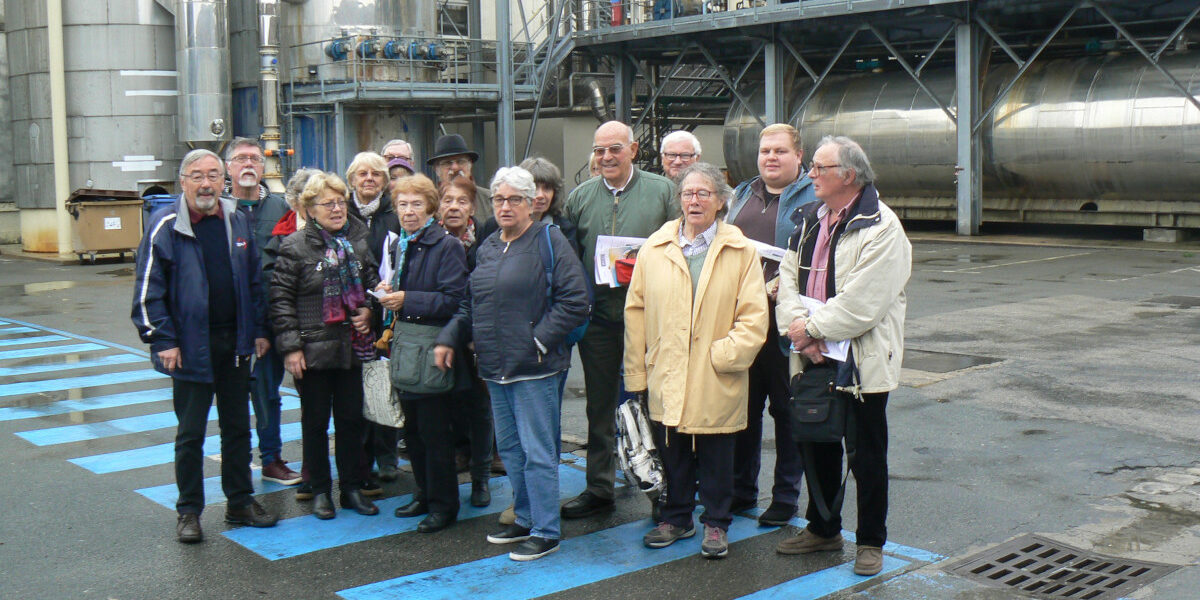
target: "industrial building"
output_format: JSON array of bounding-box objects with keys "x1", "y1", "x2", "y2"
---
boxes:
[{"x1": 1, "y1": 0, "x2": 1198, "y2": 255}]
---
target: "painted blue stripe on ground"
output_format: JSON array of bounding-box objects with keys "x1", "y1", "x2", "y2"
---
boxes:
[
  {"x1": 0, "y1": 326, "x2": 39, "y2": 335},
  {"x1": 0, "y1": 343, "x2": 108, "y2": 362},
  {"x1": 69, "y1": 421, "x2": 305, "y2": 474},
  {"x1": 0, "y1": 368, "x2": 165, "y2": 397},
  {"x1": 136, "y1": 460, "x2": 317, "y2": 509},
  {"x1": 0, "y1": 353, "x2": 144, "y2": 378},
  {"x1": 0, "y1": 388, "x2": 172, "y2": 421},
  {"x1": 337, "y1": 509, "x2": 785, "y2": 600},
  {"x1": 0, "y1": 316, "x2": 149, "y2": 356},
  {"x1": 16, "y1": 396, "x2": 303, "y2": 446},
  {"x1": 0, "y1": 335, "x2": 68, "y2": 348},
  {"x1": 736, "y1": 556, "x2": 910, "y2": 599},
  {"x1": 227, "y1": 465, "x2": 588, "y2": 561},
  {"x1": 842, "y1": 530, "x2": 947, "y2": 563}
]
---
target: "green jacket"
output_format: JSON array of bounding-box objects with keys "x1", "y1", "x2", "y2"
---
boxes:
[{"x1": 565, "y1": 168, "x2": 678, "y2": 323}]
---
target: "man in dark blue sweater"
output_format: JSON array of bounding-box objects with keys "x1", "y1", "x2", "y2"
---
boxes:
[{"x1": 133, "y1": 149, "x2": 278, "y2": 543}]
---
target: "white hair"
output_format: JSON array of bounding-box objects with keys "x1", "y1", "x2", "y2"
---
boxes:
[
  {"x1": 816, "y1": 135, "x2": 875, "y2": 186},
  {"x1": 490, "y1": 166, "x2": 537, "y2": 200},
  {"x1": 661, "y1": 130, "x2": 701, "y2": 156},
  {"x1": 179, "y1": 149, "x2": 223, "y2": 177}
]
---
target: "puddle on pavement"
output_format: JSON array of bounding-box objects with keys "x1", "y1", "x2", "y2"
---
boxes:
[
  {"x1": 903, "y1": 349, "x2": 1001, "y2": 373},
  {"x1": 1140, "y1": 295, "x2": 1200, "y2": 309},
  {"x1": 97, "y1": 268, "x2": 134, "y2": 277},
  {"x1": 913, "y1": 253, "x2": 1009, "y2": 266},
  {"x1": 1096, "y1": 497, "x2": 1200, "y2": 554}
]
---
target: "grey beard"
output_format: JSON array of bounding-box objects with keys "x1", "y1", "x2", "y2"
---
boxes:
[{"x1": 194, "y1": 193, "x2": 218, "y2": 212}]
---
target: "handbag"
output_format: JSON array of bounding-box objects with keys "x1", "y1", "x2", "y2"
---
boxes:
[
  {"x1": 362, "y1": 358, "x2": 404, "y2": 428},
  {"x1": 615, "y1": 386, "x2": 664, "y2": 497},
  {"x1": 389, "y1": 320, "x2": 455, "y2": 395},
  {"x1": 788, "y1": 363, "x2": 847, "y2": 444}
]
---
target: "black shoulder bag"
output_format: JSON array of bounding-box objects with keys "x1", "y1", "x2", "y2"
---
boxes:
[{"x1": 789, "y1": 359, "x2": 858, "y2": 523}]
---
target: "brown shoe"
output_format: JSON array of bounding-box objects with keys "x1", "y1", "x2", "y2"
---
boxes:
[
  {"x1": 176, "y1": 513, "x2": 203, "y2": 543},
  {"x1": 261, "y1": 460, "x2": 302, "y2": 485},
  {"x1": 490, "y1": 455, "x2": 507, "y2": 475},
  {"x1": 775, "y1": 529, "x2": 843, "y2": 555},
  {"x1": 854, "y1": 546, "x2": 884, "y2": 575}
]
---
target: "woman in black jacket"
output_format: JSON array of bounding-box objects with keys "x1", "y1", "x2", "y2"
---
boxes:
[
  {"x1": 435, "y1": 166, "x2": 589, "y2": 561},
  {"x1": 478, "y1": 157, "x2": 580, "y2": 258},
  {"x1": 270, "y1": 172, "x2": 381, "y2": 520},
  {"x1": 377, "y1": 174, "x2": 469, "y2": 533}
]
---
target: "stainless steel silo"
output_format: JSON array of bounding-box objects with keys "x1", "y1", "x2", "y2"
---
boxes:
[{"x1": 176, "y1": 0, "x2": 232, "y2": 147}]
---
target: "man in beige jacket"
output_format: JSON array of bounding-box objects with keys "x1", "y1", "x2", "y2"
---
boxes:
[{"x1": 774, "y1": 136, "x2": 911, "y2": 577}]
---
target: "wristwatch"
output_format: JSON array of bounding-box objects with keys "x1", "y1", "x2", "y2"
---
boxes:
[{"x1": 804, "y1": 320, "x2": 821, "y2": 340}]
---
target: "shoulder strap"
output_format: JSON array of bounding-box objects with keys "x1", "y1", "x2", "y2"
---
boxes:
[{"x1": 538, "y1": 224, "x2": 558, "y2": 302}]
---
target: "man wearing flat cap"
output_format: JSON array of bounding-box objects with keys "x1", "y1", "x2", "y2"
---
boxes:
[{"x1": 429, "y1": 133, "x2": 492, "y2": 218}]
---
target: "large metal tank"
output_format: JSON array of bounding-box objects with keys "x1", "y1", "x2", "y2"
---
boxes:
[
  {"x1": 176, "y1": 0, "x2": 232, "y2": 147},
  {"x1": 725, "y1": 53, "x2": 1200, "y2": 223},
  {"x1": 281, "y1": 0, "x2": 439, "y2": 84}
]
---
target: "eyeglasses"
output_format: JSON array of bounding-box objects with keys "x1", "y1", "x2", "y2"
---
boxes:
[
  {"x1": 493, "y1": 196, "x2": 528, "y2": 207},
  {"x1": 314, "y1": 199, "x2": 348, "y2": 211},
  {"x1": 184, "y1": 171, "x2": 223, "y2": 184},
  {"x1": 592, "y1": 143, "x2": 627, "y2": 157},
  {"x1": 436, "y1": 157, "x2": 470, "y2": 168},
  {"x1": 383, "y1": 153, "x2": 411, "y2": 162},
  {"x1": 229, "y1": 155, "x2": 264, "y2": 165},
  {"x1": 394, "y1": 200, "x2": 426, "y2": 212},
  {"x1": 809, "y1": 163, "x2": 842, "y2": 176},
  {"x1": 680, "y1": 190, "x2": 714, "y2": 200},
  {"x1": 662, "y1": 152, "x2": 696, "y2": 161}
]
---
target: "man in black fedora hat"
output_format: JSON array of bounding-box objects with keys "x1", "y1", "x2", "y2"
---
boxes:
[{"x1": 428, "y1": 133, "x2": 492, "y2": 218}]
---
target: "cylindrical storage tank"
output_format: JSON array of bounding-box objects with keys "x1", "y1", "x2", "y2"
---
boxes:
[
  {"x1": 281, "y1": 0, "x2": 439, "y2": 84},
  {"x1": 6, "y1": 0, "x2": 183, "y2": 211},
  {"x1": 725, "y1": 53, "x2": 1200, "y2": 218},
  {"x1": 176, "y1": 0, "x2": 231, "y2": 147},
  {"x1": 228, "y1": 0, "x2": 263, "y2": 136}
]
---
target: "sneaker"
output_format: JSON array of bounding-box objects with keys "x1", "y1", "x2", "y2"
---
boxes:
[
  {"x1": 176, "y1": 513, "x2": 203, "y2": 543},
  {"x1": 854, "y1": 546, "x2": 884, "y2": 575},
  {"x1": 486, "y1": 523, "x2": 532, "y2": 545},
  {"x1": 509, "y1": 536, "x2": 559, "y2": 561},
  {"x1": 757, "y1": 501, "x2": 796, "y2": 527},
  {"x1": 775, "y1": 529, "x2": 844, "y2": 555},
  {"x1": 642, "y1": 522, "x2": 696, "y2": 549},
  {"x1": 261, "y1": 460, "x2": 302, "y2": 485},
  {"x1": 360, "y1": 480, "x2": 383, "y2": 497},
  {"x1": 700, "y1": 525, "x2": 728, "y2": 559},
  {"x1": 295, "y1": 482, "x2": 314, "y2": 501},
  {"x1": 225, "y1": 500, "x2": 278, "y2": 528},
  {"x1": 498, "y1": 505, "x2": 516, "y2": 525}
]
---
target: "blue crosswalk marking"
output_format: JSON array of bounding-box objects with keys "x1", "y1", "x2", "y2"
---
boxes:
[
  {"x1": 737, "y1": 556, "x2": 910, "y2": 599},
  {"x1": 0, "y1": 388, "x2": 172, "y2": 421},
  {"x1": 0, "y1": 335, "x2": 69, "y2": 348},
  {"x1": 0, "y1": 368, "x2": 165, "y2": 397},
  {"x1": 69, "y1": 421, "x2": 306, "y2": 474},
  {"x1": 0, "y1": 342, "x2": 110, "y2": 361},
  {"x1": 0, "y1": 326, "x2": 39, "y2": 335},
  {"x1": 136, "y1": 461, "x2": 314, "y2": 509},
  {"x1": 0, "y1": 353, "x2": 144, "y2": 377}
]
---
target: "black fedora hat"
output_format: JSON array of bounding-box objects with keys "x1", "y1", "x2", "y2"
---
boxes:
[{"x1": 426, "y1": 134, "x2": 480, "y2": 165}]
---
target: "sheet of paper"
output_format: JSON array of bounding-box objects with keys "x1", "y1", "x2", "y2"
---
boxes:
[
  {"x1": 795, "y1": 294, "x2": 850, "y2": 362},
  {"x1": 377, "y1": 231, "x2": 399, "y2": 284},
  {"x1": 594, "y1": 235, "x2": 647, "y2": 287},
  {"x1": 749, "y1": 239, "x2": 785, "y2": 263}
]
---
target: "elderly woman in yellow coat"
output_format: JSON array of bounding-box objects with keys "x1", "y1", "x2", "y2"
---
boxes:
[{"x1": 623, "y1": 162, "x2": 768, "y2": 559}]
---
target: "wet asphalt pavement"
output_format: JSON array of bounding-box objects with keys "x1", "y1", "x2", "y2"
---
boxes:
[{"x1": 0, "y1": 233, "x2": 1198, "y2": 599}]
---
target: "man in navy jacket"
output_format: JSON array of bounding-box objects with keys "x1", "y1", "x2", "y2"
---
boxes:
[{"x1": 133, "y1": 148, "x2": 278, "y2": 543}]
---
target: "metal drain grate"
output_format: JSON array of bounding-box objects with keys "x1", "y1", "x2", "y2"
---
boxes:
[{"x1": 944, "y1": 534, "x2": 1180, "y2": 599}]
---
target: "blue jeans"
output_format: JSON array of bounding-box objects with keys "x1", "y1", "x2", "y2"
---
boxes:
[
  {"x1": 487, "y1": 373, "x2": 563, "y2": 540},
  {"x1": 250, "y1": 347, "x2": 285, "y2": 464}
]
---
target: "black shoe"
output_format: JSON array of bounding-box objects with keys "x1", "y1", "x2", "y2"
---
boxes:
[
  {"x1": 561, "y1": 491, "x2": 615, "y2": 519},
  {"x1": 394, "y1": 498, "x2": 428, "y2": 518},
  {"x1": 295, "y1": 482, "x2": 314, "y2": 501},
  {"x1": 176, "y1": 513, "x2": 203, "y2": 543},
  {"x1": 509, "y1": 536, "x2": 560, "y2": 561},
  {"x1": 487, "y1": 523, "x2": 532, "y2": 545},
  {"x1": 378, "y1": 464, "x2": 399, "y2": 482},
  {"x1": 225, "y1": 500, "x2": 278, "y2": 528},
  {"x1": 728, "y1": 496, "x2": 758, "y2": 515},
  {"x1": 417, "y1": 512, "x2": 456, "y2": 533},
  {"x1": 471, "y1": 481, "x2": 491, "y2": 507},
  {"x1": 758, "y1": 501, "x2": 796, "y2": 526},
  {"x1": 360, "y1": 480, "x2": 383, "y2": 497},
  {"x1": 313, "y1": 493, "x2": 336, "y2": 520},
  {"x1": 340, "y1": 489, "x2": 380, "y2": 516}
]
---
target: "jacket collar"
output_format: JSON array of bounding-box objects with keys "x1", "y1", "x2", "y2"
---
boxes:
[
  {"x1": 730, "y1": 173, "x2": 814, "y2": 222},
  {"x1": 790, "y1": 183, "x2": 880, "y2": 232},
  {"x1": 304, "y1": 213, "x2": 368, "y2": 246},
  {"x1": 647, "y1": 218, "x2": 748, "y2": 252},
  {"x1": 173, "y1": 195, "x2": 237, "y2": 238}
]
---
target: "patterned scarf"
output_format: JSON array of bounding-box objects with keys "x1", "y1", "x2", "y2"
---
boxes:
[
  {"x1": 382, "y1": 217, "x2": 435, "y2": 329},
  {"x1": 442, "y1": 218, "x2": 476, "y2": 249},
  {"x1": 353, "y1": 191, "x2": 383, "y2": 220},
  {"x1": 315, "y1": 223, "x2": 377, "y2": 360}
]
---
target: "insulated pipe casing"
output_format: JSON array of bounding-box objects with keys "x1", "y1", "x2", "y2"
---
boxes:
[{"x1": 176, "y1": 0, "x2": 232, "y2": 148}]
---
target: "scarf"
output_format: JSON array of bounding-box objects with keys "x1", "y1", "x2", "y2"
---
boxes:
[
  {"x1": 353, "y1": 191, "x2": 383, "y2": 220},
  {"x1": 381, "y1": 217, "x2": 435, "y2": 331},
  {"x1": 315, "y1": 223, "x2": 377, "y2": 360},
  {"x1": 442, "y1": 218, "x2": 477, "y2": 249}
]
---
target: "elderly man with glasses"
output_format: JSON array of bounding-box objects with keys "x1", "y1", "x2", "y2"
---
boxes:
[
  {"x1": 659, "y1": 130, "x2": 702, "y2": 181},
  {"x1": 133, "y1": 149, "x2": 279, "y2": 543},
  {"x1": 561, "y1": 120, "x2": 679, "y2": 519}
]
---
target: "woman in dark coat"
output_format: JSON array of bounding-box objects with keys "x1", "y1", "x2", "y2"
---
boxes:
[
  {"x1": 270, "y1": 172, "x2": 382, "y2": 520},
  {"x1": 479, "y1": 157, "x2": 580, "y2": 258},
  {"x1": 378, "y1": 174, "x2": 469, "y2": 533}
]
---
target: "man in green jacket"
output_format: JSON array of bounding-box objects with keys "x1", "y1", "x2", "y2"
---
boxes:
[{"x1": 562, "y1": 121, "x2": 678, "y2": 518}]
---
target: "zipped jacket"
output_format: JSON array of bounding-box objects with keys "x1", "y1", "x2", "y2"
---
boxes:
[
  {"x1": 727, "y1": 174, "x2": 818, "y2": 249},
  {"x1": 776, "y1": 184, "x2": 912, "y2": 394},
  {"x1": 131, "y1": 195, "x2": 267, "y2": 383}
]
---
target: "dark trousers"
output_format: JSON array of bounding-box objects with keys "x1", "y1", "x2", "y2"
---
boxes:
[
  {"x1": 450, "y1": 370, "x2": 494, "y2": 482},
  {"x1": 578, "y1": 322, "x2": 623, "y2": 499},
  {"x1": 298, "y1": 367, "x2": 366, "y2": 495},
  {"x1": 733, "y1": 325, "x2": 804, "y2": 506},
  {"x1": 173, "y1": 328, "x2": 253, "y2": 515},
  {"x1": 801, "y1": 391, "x2": 889, "y2": 547},
  {"x1": 400, "y1": 394, "x2": 459, "y2": 517},
  {"x1": 654, "y1": 423, "x2": 736, "y2": 531},
  {"x1": 360, "y1": 423, "x2": 401, "y2": 480}
]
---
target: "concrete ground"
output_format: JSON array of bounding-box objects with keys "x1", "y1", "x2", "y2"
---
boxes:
[{"x1": 0, "y1": 231, "x2": 1198, "y2": 599}]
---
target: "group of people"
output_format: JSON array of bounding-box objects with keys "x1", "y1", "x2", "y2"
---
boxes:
[{"x1": 132, "y1": 119, "x2": 910, "y2": 571}]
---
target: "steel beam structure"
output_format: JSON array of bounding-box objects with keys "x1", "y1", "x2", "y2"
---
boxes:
[
  {"x1": 497, "y1": 0, "x2": 516, "y2": 167},
  {"x1": 955, "y1": 18, "x2": 982, "y2": 235}
]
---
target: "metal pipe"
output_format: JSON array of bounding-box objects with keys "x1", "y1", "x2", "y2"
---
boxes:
[
  {"x1": 176, "y1": 0, "x2": 232, "y2": 149},
  {"x1": 47, "y1": 0, "x2": 72, "y2": 255},
  {"x1": 258, "y1": 0, "x2": 285, "y2": 192},
  {"x1": 497, "y1": 0, "x2": 516, "y2": 167}
]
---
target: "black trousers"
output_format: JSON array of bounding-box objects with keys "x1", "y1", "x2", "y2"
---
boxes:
[
  {"x1": 298, "y1": 367, "x2": 366, "y2": 495},
  {"x1": 578, "y1": 322, "x2": 623, "y2": 500},
  {"x1": 733, "y1": 323, "x2": 804, "y2": 507},
  {"x1": 400, "y1": 394, "x2": 459, "y2": 517},
  {"x1": 450, "y1": 368, "x2": 494, "y2": 482},
  {"x1": 801, "y1": 391, "x2": 889, "y2": 547},
  {"x1": 173, "y1": 328, "x2": 253, "y2": 515},
  {"x1": 360, "y1": 422, "x2": 401, "y2": 479},
  {"x1": 654, "y1": 423, "x2": 736, "y2": 531}
]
